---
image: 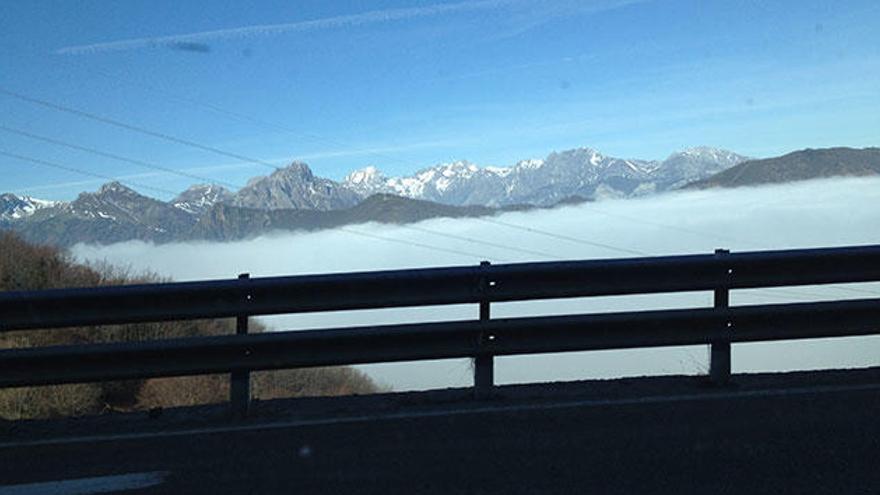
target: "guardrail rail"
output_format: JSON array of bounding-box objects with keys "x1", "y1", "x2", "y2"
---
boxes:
[{"x1": 2, "y1": 245, "x2": 879, "y2": 417}]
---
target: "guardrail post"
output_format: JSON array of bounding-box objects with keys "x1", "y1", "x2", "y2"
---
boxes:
[
  {"x1": 231, "y1": 273, "x2": 251, "y2": 418},
  {"x1": 710, "y1": 249, "x2": 731, "y2": 385},
  {"x1": 474, "y1": 261, "x2": 494, "y2": 399}
]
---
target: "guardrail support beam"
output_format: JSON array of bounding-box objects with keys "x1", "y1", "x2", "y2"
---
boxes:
[
  {"x1": 474, "y1": 261, "x2": 494, "y2": 399},
  {"x1": 710, "y1": 249, "x2": 732, "y2": 386},
  {"x1": 231, "y1": 273, "x2": 251, "y2": 418}
]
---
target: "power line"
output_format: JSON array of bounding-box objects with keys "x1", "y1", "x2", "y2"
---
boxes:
[
  {"x1": 356, "y1": 221, "x2": 879, "y2": 299},
  {"x1": 827, "y1": 285, "x2": 880, "y2": 296},
  {"x1": 351, "y1": 225, "x2": 845, "y2": 301},
  {"x1": 476, "y1": 217, "x2": 648, "y2": 257},
  {"x1": 758, "y1": 284, "x2": 880, "y2": 300},
  {"x1": 77, "y1": 66, "x2": 423, "y2": 171},
  {"x1": 584, "y1": 204, "x2": 738, "y2": 244},
  {"x1": 386, "y1": 224, "x2": 879, "y2": 299},
  {"x1": 476, "y1": 215, "x2": 879, "y2": 300},
  {"x1": 0, "y1": 87, "x2": 280, "y2": 172},
  {"x1": 0, "y1": 124, "x2": 242, "y2": 190},
  {"x1": 748, "y1": 287, "x2": 855, "y2": 301},
  {"x1": 575, "y1": 204, "x2": 880, "y2": 299},
  {"x1": 399, "y1": 224, "x2": 561, "y2": 260},
  {"x1": 339, "y1": 227, "x2": 508, "y2": 262},
  {"x1": 735, "y1": 290, "x2": 826, "y2": 303},
  {"x1": 0, "y1": 149, "x2": 178, "y2": 197}
]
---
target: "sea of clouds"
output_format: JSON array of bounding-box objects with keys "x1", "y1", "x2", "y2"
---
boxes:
[{"x1": 72, "y1": 177, "x2": 880, "y2": 391}]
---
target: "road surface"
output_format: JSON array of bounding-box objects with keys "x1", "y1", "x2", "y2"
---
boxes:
[{"x1": 1, "y1": 368, "x2": 878, "y2": 494}]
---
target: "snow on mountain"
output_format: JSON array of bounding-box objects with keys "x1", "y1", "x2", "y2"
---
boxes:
[
  {"x1": 64, "y1": 182, "x2": 195, "y2": 232},
  {"x1": 338, "y1": 146, "x2": 746, "y2": 207},
  {"x1": 342, "y1": 166, "x2": 388, "y2": 197},
  {"x1": 65, "y1": 182, "x2": 141, "y2": 221},
  {"x1": 7, "y1": 182, "x2": 197, "y2": 246},
  {"x1": 654, "y1": 147, "x2": 748, "y2": 189},
  {"x1": 0, "y1": 193, "x2": 60, "y2": 222},
  {"x1": 172, "y1": 184, "x2": 234, "y2": 215}
]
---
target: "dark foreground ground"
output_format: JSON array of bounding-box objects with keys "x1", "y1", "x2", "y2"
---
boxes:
[{"x1": 1, "y1": 367, "x2": 879, "y2": 494}]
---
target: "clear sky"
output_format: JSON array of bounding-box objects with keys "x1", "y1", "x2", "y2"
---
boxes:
[{"x1": 1, "y1": 0, "x2": 878, "y2": 201}]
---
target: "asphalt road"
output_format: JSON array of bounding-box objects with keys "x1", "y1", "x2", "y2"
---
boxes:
[{"x1": 1, "y1": 372, "x2": 879, "y2": 494}]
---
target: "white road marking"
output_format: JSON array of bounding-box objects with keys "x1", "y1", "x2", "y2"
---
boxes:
[
  {"x1": 1, "y1": 381, "x2": 878, "y2": 450},
  {"x1": 0, "y1": 471, "x2": 169, "y2": 495}
]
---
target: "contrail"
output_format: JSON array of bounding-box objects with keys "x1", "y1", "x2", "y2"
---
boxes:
[{"x1": 56, "y1": 0, "x2": 516, "y2": 55}]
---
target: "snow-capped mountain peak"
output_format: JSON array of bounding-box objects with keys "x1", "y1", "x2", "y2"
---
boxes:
[
  {"x1": 172, "y1": 184, "x2": 234, "y2": 215},
  {"x1": 485, "y1": 166, "x2": 514, "y2": 177},
  {"x1": 653, "y1": 147, "x2": 749, "y2": 189},
  {"x1": 0, "y1": 193, "x2": 60, "y2": 221},
  {"x1": 335, "y1": 145, "x2": 746, "y2": 207},
  {"x1": 675, "y1": 146, "x2": 746, "y2": 163},
  {"x1": 345, "y1": 165, "x2": 383, "y2": 185},
  {"x1": 342, "y1": 166, "x2": 389, "y2": 197},
  {"x1": 513, "y1": 158, "x2": 545, "y2": 171}
]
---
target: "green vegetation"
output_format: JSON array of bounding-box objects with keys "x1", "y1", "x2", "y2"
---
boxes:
[{"x1": 0, "y1": 232, "x2": 382, "y2": 420}]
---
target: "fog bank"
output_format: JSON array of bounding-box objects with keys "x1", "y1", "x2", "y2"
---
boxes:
[{"x1": 73, "y1": 177, "x2": 880, "y2": 390}]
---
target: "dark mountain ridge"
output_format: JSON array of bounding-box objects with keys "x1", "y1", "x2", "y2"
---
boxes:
[
  {"x1": 7, "y1": 189, "x2": 501, "y2": 247},
  {"x1": 685, "y1": 147, "x2": 880, "y2": 189},
  {"x1": 190, "y1": 194, "x2": 497, "y2": 242}
]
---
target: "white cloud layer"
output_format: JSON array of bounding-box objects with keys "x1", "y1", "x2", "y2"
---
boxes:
[{"x1": 73, "y1": 177, "x2": 880, "y2": 390}]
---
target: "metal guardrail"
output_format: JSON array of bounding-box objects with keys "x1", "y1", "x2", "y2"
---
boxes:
[{"x1": 1, "y1": 245, "x2": 879, "y2": 417}]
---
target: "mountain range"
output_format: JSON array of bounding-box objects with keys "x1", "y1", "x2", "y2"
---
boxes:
[
  {"x1": 226, "y1": 146, "x2": 746, "y2": 211},
  {"x1": 6, "y1": 185, "x2": 501, "y2": 247},
  {"x1": 341, "y1": 146, "x2": 746, "y2": 207},
  {"x1": 2, "y1": 145, "x2": 876, "y2": 248}
]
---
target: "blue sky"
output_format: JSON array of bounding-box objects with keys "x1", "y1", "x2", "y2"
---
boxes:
[{"x1": 1, "y1": 0, "x2": 878, "y2": 201}]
